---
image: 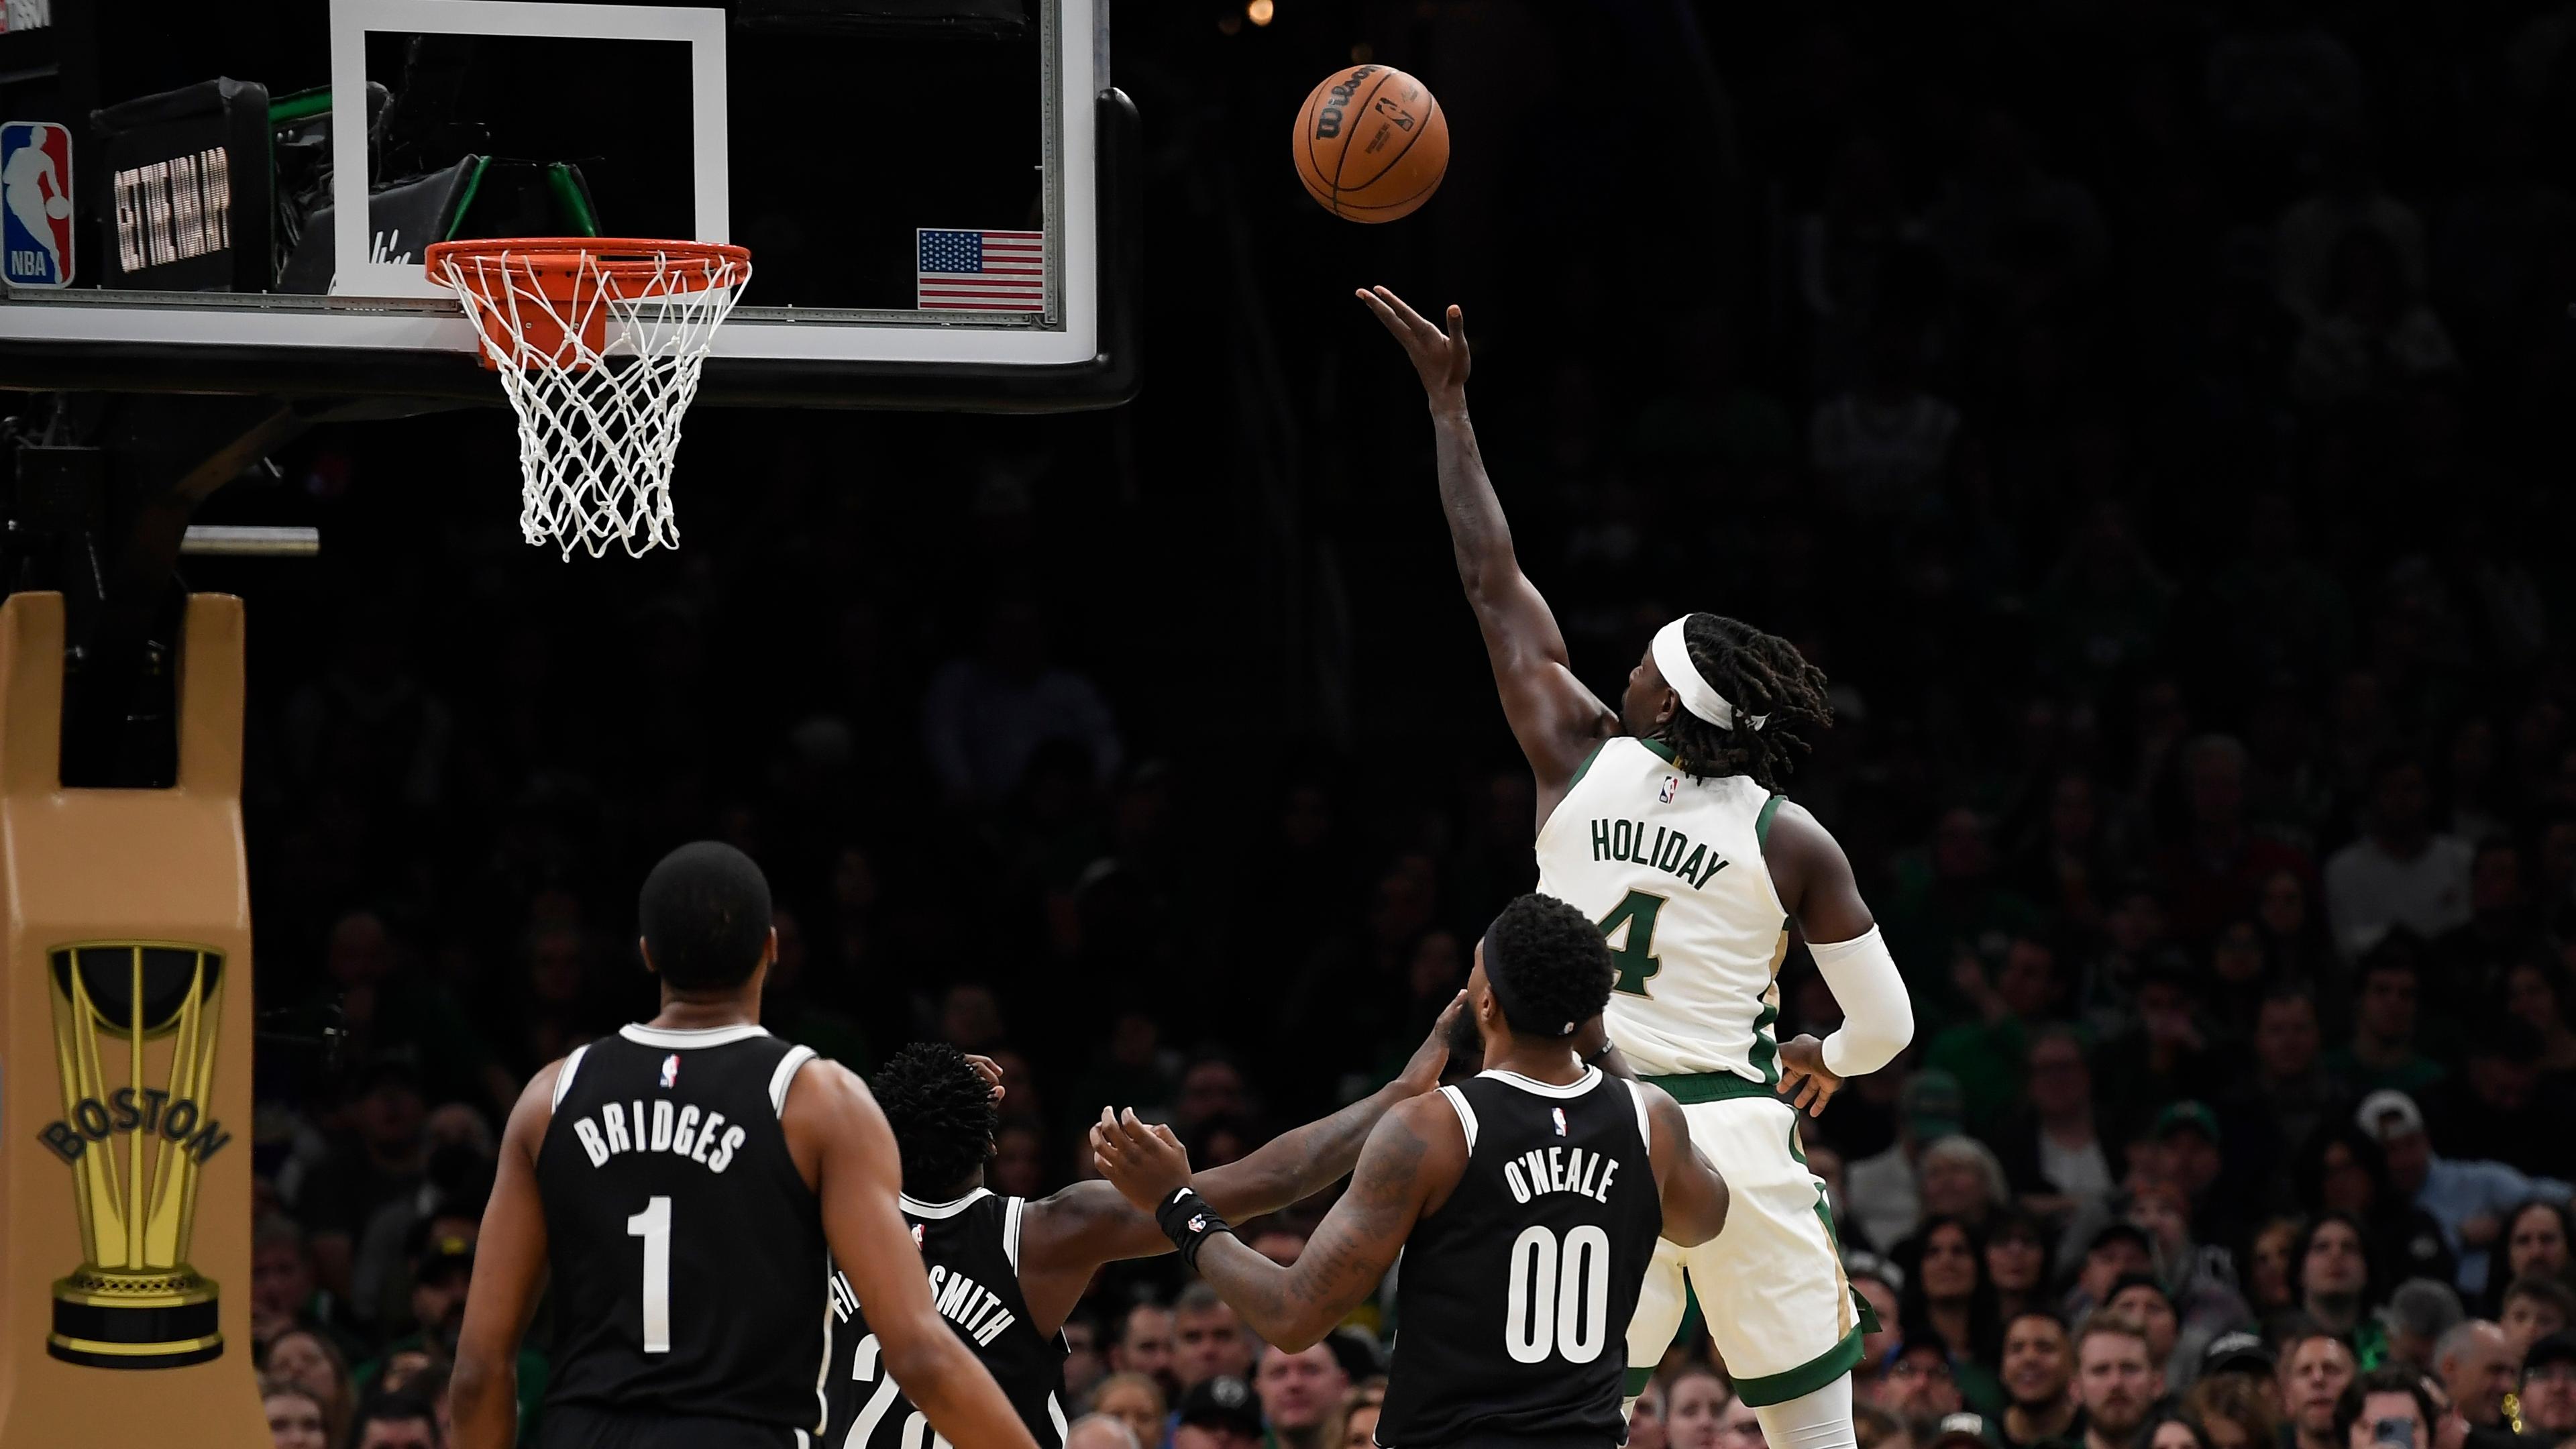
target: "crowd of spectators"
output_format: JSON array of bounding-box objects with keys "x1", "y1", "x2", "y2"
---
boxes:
[{"x1": 229, "y1": 1, "x2": 2576, "y2": 1446}]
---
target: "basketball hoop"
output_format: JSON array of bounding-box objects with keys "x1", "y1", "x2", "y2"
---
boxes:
[{"x1": 426, "y1": 238, "x2": 752, "y2": 558}]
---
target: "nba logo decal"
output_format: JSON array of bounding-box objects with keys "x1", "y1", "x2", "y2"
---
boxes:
[
  {"x1": 659, "y1": 1053, "x2": 680, "y2": 1089},
  {"x1": 1552, "y1": 1107, "x2": 1568, "y2": 1137},
  {"x1": 1658, "y1": 775, "x2": 1678, "y2": 804},
  {"x1": 1, "y1": 121, "x2": 74, "y2": 287},
  {"x1": 912, "y1": 1224, "x2": 926, "y2": 1248}
]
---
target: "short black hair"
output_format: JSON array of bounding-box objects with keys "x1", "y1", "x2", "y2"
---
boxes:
[
  {"x1": 870, "y1": 1043, "x2": 998, "y2": 1199},
  {"x1": 2259, "y1": 981, "x2": 2318, "y2": 1014},
  {"x1": 2355, "y1": 932, "x2": 2426, "y2": 985},
  {"x1": 1480, "y1": 894, "x2": 1615, "y2": 1040},
  {"x1": 352, "y1": 1391, "x2": 437, "y2": 1434},
  {"x1": 2332, "y1": 1367, "x2": 2437, "y2": 1445},
  {"x1": 2504, "y1": 1272, "x2": 2576, "y2": 1316},
  {"x1": 639, "y1": 841, "x2": 773, "y2": 991},
  {"x1": 2271, "y1": 1316, "x2": 2353, "y2": 1358}
]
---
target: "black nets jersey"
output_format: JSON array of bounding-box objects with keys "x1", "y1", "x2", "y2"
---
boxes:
[
  {"x1": 822, "y1": 1189, "x2": 1070, "y2": 1449},
  {"x1": 1376, "y1": 1067, "x2": 1663, "y2": 1449},
  {"x1": 537, "y1": 1023, "x2": 830, "y2": 1436}
]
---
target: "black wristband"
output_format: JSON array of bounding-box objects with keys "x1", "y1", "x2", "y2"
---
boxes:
[{"x1": 1155, "y1": 1187, "x2": 1234, "y2": 1271}]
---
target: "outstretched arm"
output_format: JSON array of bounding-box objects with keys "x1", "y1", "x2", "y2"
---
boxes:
[
  {"x1": 787, "y1": 1061, "x2": 1040, "y2": 1449},
  {"x1": 1016, "y1": 996, "x2": 1463, "y2": 1332},
  {"x1": 451, "y1": 1063, "x2": 562, "y2": 1449},
  {"x1": 1358, "y1": 286, "x2": 1617, "y2": 818},
  {"x1": 1092, "y1": 1096, "x2": 1464, "y2": 1352},
  {"x1": 1638, "y1": 1083, "x2": 1729, "y2": 1247},
  {"x1": 1767, "y1": 802, "x2": 1913, "y2": 1117}
]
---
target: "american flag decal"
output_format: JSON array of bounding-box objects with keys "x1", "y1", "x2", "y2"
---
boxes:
[{"x1": 916, "y1": 228, "x2": 1045, "y2": 311}]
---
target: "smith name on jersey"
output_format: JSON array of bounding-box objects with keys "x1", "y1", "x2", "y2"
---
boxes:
[
  {"x1": 831, "y1": 1258, "x2": 1018, "y2": 1349},
  {"x1": 1537, "y1": 737, "x2": 1792, "y2": 1083},
  {"x1": 824, "y1": 1189, "x2": 1069, "y2": 1449}
]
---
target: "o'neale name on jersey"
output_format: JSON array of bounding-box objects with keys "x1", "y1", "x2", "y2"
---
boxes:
[
  {"x1": 1503, "y1": 1144, "x2": 1622, "y2": 1205},
  {"x1": 568, "y1": 1099, "x2": 748, "y2": 1173},
  {"x1": 1589, "y1": 818, "x2": 1730, "y2": 890},
  {"x1": 828, "y1": 1263, "x2": 1018, "y2": 1348}
]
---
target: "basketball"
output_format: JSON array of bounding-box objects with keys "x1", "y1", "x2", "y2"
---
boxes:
[{"x1": 1292, "y1": 65, "x2": 1448, "y2": 223}]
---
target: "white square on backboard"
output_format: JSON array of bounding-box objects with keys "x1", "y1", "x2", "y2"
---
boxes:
[{"x1": 329, "y1": 0, "x2": 729, "y2": 301}]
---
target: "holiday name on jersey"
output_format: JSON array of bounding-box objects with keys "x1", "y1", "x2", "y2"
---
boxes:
[
  {"x1": 1587, "y1": 818, "x2": 1730, "y2": 890},
  {"x1": 1501, "y1": 1142, "x2": 1622, "y2": 1206},
  {"x1": 828, "y1": 1264, "x2": 1018, "y2": 1348},
  {"x1": 566, "y1": 1098, "x2": 749, "y2": 1173}
]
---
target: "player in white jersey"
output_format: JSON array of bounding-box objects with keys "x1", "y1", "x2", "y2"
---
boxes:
[{"x1": 1358, "y1": 285, "x2": 1917, "y2": 1449}]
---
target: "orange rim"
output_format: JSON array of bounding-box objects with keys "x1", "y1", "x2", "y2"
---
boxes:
[{"x1": 425, "y1": 237, "x2": 751, "y2": 302}]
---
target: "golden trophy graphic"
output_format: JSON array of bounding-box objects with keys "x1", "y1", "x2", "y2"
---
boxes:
[
  {"x1": 0, "y1": 594, "x2": 265, "y2": 1444},
  {"x1": 40, "y1": 941, "x2": 231, "y2": 1368}
]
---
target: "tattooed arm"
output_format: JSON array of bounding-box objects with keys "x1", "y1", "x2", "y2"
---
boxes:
[
  {"x1": 1092, "y1": 1095, "x2": 1467, "y2": 1352},
  {"x1": 1016, "y1": 996, "x2": 1463, "y2": 1336}
]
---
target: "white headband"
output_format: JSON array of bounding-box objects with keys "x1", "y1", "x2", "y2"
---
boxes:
[{"x1": 1652, "y1": 617, "x2": 1766, "y2": 732}]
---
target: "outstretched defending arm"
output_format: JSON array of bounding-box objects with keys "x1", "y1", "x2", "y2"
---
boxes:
[
  {"x1": 1358, "y1": 286, "x2": 1617, "y2": 819},
  {"x1": 1766, "y1": 802, "x2": 1913, "y2": 1115},
  {"x1": 1014, "y1": 995, "x2": 1462, "y2": 1332},
  {"x1": 786, "y1": 1060, "x2": 1041, "y2": 1449},
  {"x1": 1091, "y1": 1096, "x2": 1464, "y2": 1352}
]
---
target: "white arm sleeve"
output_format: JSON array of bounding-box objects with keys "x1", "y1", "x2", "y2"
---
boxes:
[{"x1": 1806, "y1": 925, "x2": 1912, "y2": 1077}]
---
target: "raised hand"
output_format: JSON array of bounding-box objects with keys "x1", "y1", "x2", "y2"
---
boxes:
[
  {"x1": 965, "y1": 1053, "x2": 1006, "y2": 1107},
  {"x1": 1089, "y1": 1108, "x2": 1195, "y2": 1215},
  {"x1": 1356, "y1": 286, "x2": 1470, "y2": 406},
  {"x1": 1395, "y1": 991, "x2": 1468, "y2": 1095}
]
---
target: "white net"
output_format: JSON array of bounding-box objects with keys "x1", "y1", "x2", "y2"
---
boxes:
[{"x1": 432, "y1": 244, "x2": 751, "y2": 558}]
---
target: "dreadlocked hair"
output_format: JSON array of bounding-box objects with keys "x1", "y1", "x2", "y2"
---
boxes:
[
  {"x1": 869, "y1": 1042, "x2": 998, "y2": 1200},
  {"x1": 1657, "y1": 612, "x2": 1833, "y2": 790}
]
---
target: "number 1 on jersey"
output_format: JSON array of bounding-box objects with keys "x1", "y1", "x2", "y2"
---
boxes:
[
  {"x1": 1599, "y1": 890, "x2": 1666, "y2": 996},
  {"x1": 627, "y1": 1195, "x2": 672, "y2": 1353}
]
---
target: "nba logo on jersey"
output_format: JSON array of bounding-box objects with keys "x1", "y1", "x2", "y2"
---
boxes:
[
  {"x1": 658, "y1": 1053, "x2": 680, "y2": 1089},
  {"x1": 1, "y1": 121, "x2": 74, "y2": 288},
  {"x1": 1552, "y1": 1107, "x2": 1568, "y2": 1137},
  {"x1": 912, "y1": 1224, "x2": 926, "y2": 1248},
  {"x1": 1658, "y1": 775, "x2": 1678, "y2": 804}
]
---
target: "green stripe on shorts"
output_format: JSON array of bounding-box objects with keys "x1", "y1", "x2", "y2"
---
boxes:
[
  {"x1": 1638, "y1": 1071, "x2": 1779, "y2": 1104},
  {"x1": 1730, "y1": 1325, "x2": 1864, "y2": 1407}
]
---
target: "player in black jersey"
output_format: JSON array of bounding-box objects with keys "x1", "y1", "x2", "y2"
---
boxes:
[
  {"x1": 1093, "y1": 894, "x2": 1733, "y2": 1449},
  {"x1": 824, "y1": 996, "x2": 1467, "y2": 1449},
  {"x1": 451, "y1": 843, "x2": 1040, "y2": 1449}
]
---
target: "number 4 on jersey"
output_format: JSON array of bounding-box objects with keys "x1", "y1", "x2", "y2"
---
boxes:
[{"x1": 1599, "y1": 890, "x2": 1666, "y2": 996}]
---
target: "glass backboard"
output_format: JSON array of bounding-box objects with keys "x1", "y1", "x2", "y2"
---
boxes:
[{"x1": 0, "y1": 0, "x2": 1134, "y2": 409}]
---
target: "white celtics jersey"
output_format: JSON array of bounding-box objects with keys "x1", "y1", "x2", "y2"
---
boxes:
[{"x1": 1535, "y1": 737, "x2": 1790, "y2": 1082}]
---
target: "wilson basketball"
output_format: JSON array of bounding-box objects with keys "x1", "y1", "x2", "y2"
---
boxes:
[{"x1": 1292, "y1": 65, "x2": 1448, "y2": 223}]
